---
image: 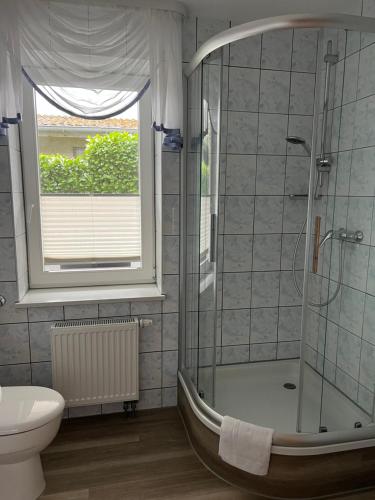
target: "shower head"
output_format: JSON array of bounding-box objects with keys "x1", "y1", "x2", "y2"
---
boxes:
[
  {"x1": 285, "y1": 136, "x2": 311, "y2": 156},
  {"x1": 286, "y1": 136, "x2": 305, "y2": 145}
]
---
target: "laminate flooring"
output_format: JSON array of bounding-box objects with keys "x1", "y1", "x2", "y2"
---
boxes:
[{"x1": 39, "y1": 407, "x2": 375, "y2": 500}]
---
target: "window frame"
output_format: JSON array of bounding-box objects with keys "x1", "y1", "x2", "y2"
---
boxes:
[{"x1": 21, "y1": 77, "x2": 155, "y2": 288}]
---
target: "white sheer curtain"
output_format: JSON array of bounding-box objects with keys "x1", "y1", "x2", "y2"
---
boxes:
[
  {"x1": 0, "y1": 3, "x2": 22, "y2": 135},
  {"x1": 19, "y1": 0, "x2": 151, "y2": 118},
  {"x1": 0, "y1": 0, "x2": 184, "y2": 149},
  {"x1": 150, "y1": 9, "x2": 183, "y2": 150}
]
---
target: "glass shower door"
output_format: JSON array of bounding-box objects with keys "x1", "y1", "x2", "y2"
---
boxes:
[
  {"x1": 184, "y1": 64, "x2": 202, "y2": 390},
  {"x1": 299, "y1": 27, "x2": 375, "y2": 433},
  {"x1": 183, "y1": 50, "x2": 222, "y2": 407},
  {"x1": 196, "y1": 51, "x2": 222, "y2": 406}
]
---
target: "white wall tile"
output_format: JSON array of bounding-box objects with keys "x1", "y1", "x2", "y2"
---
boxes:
[
  {"x1": 98, "y1": 301, "x2": 130, "y2": 318},
  {"x1": 256, "y1": 156, "x2": 286, "y2": 195},
  {"x1": 257, "y1": 114, "x2": 288, "y2": 155},
  {"x1": 28, "y1": 306, "x2": 64, "y2": 322},
  {"x1": 228, "y1": 67, "x2": 260, "y2": 112},
  {"x1": 289, "y1": 72, "x2": 315, "y2": 115},
  {"x1": 277, "y1": 340, "x2": 300, "y2": 359},
  {"x1": 29, "y1": 321, "x2": 54, "y2": 362},
  {"x1": 337, "y1": 328, "x2": 361, "y2": 379},
  {"x1": 222, "y1": 308, "x2": 250, "y2": 346},
  {"x1": 139, "y1": 352, "x2": 162, "y2": 390},
  {"x1": 225, "y1": 154, "x2": 256, "y2": 195},
  {"x1": 0, "y1": 282, "x2": 28, "y2": 324},
  {"x1": 162, "y1": 386, "x2": 177, "y2": 407},
  {"x1": 0, "y1": 323, "x2": 30, "y2": 365},
  {"x1": 131, "y1": 301, "x2": 162, "y2": 315},
  {"x1": 0, "y1": 363, "x2": 31, "y2": 385},
  {"x1": 222, "y1": 272, "x2": 251, "y2": 309},
  {"x1": 342, "y1": 52, "x2": 359, "y2": 104},
  {"x1": 250, "y1": 342, "x2": 277, "y2": 362},
  {"x1": 64, "y1": 304, "x2": 98, "y2": 320},
  {"x1": 227, "y1": 112, "x2": 258, "y2": 154},
  {"x1": 292, "y1": 29, "x2": 318, "y2": 73},
  {"x1": 0, "y1": 147, "x2": 11, "y2": 193},
  {"x1": 261, "y1": 30, "x2": 293, "y2": 71},
  {"x1": 251, "y1": 271, "x2": 280, "y2": 308},
  {"x1": 139, "y1": 314, "x2": 162, "y2": 353},
  {"x1": 221, "y1": 344, "x2": 249, "y2": 364},
  {"x1": 254, "y1": 196, "x2": 283, "y2": 233},
  {"x1": 162, "y1": 313, "x2": 178, "y2": 351},
  {"x1": 229, "y1": 34, "x2": 261, "y2": 68},
  {"x1": 250, "y1": 307, "x2": 278, "y2": 343},
  {"x1": 0, "y1": 238, "x2": 16, "y2": 281},
  {"x1": 278, "y1": 306, "x2": 302, "y2": 341},
  {"x1": 0, "y1": 193, "x2": 14, "y2": 237},
  {"x1": 162, "y1": 350, "x2": 178, "y2": 387},
  {"x1": 259, "y1": 70, "x2": 290, "y2": 114},
  {"x1": 224, "y1": 196, "x2": 254, "y2": 234},
  {"x1": 252, "y1": 234, "x2": 281, "y2": 271},
  {"x1": 223, "y1": 235, "x2": 253, "y2": 272}
]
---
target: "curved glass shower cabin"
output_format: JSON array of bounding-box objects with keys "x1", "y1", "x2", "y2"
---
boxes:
[{"x1": 180, "y1": 15, "x2": 375, "y2": 440}]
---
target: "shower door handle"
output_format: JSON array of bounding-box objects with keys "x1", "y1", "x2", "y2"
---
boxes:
[{"x1": 209, "y1": 214, "x2": 217, "y2": 263}]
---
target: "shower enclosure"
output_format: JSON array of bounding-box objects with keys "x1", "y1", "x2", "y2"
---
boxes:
[
  {"x1": 183, "y1": 48, "x2": 222, "y2": 408},
  {"x1": 180, "y1": 12, "x2": 375, "y2": 468}
]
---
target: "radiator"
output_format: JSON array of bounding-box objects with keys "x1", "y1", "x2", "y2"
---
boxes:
[{"x1": 51, "y1": 318, "x2": 139, "y2": 407}]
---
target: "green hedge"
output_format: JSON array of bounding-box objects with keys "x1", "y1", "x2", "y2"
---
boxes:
[{"x1": 39, "y1": 131, "x2": 139, "y2": 194}]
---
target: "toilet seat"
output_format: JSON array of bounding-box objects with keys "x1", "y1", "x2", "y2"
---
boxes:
[{"x1": 0, "y1": 386, "x2": 65, "y2": 436}]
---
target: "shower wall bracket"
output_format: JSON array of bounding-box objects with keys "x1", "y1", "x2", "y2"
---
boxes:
[
  {"x1": 321, "y1": 228, "x2": 364, "y2": 246},
  {"x1": 336, "y1": 228, "x2": 364, "y2": 244},
  {"x1": 316, "y1": 158, "x2": 331, "y2": 172}
]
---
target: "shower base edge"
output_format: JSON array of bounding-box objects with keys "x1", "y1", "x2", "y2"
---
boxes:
[{"x1": 178, "y1": 381, "x2": 375, "y2": 499}]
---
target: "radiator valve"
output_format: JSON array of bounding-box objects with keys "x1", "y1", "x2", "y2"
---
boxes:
[{"x1": 139, "y1": 318, "x2": 153, "y2": 328}]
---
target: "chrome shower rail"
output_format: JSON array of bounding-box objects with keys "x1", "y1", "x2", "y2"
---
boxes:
[
  {"x1": 314, "y1": 40, "x2": 338, "y2": 199},
  {"x1": 185, "y1": 13, "x2": 375, "y2": 77}
]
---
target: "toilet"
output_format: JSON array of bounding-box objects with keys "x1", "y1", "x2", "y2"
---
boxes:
[{"x1": 0, "y1": 386, "x2": 65, "y2": 500}]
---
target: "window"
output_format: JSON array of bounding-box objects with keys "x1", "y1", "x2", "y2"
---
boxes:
[{"x1": 21, "y1": 79, "x2": 155, "y2": 288}]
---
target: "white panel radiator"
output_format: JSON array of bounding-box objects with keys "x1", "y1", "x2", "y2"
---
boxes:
[{"x1": 51, "y1": 318, "x2": 139, "y2": 407}]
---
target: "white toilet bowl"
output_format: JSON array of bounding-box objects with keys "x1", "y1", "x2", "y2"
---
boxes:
[{"x1": 0, "y1": 386, "x2": 65, "y2": 500}]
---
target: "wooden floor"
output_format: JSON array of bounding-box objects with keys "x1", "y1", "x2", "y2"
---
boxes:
[{"x1": 40, "y1": 407, "x2": 375, "y2": 500}]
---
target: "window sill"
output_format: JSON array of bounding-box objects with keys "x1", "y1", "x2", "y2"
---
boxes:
[{"x1": 16, "y1": 284, "x2": 165, "y2": 308}]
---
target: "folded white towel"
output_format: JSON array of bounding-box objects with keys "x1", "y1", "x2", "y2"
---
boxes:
[{"x1": 219, "y1": 416, "x2": 274, "y2": 476}]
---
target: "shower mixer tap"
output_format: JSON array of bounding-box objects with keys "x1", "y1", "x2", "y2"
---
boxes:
[
  {"x1": 316, "y1": 157, "x2": 331, "y2": 187},
  {"x1": 320, "y1": 228, "x2": 364, "y2": 247},
  {"x1": 316, "y1": 157, "x2": 332, "y2": 194}
]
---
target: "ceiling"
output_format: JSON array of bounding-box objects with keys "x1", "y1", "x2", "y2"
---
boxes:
[{"x1": 181, "y1": 0, "x2": 363, "y2": 23}]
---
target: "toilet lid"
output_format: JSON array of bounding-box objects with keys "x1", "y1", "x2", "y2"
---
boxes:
[{"x1": 0, "y1": 386, "x2": 65, "y2": 436}]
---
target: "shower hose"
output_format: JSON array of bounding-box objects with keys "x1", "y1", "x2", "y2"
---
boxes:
[{"x1": 292, "y1": 219, "x2": 344, "y2": 308}]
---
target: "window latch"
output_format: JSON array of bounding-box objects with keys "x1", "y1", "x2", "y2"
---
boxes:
[{"x1": 27, "y1": 203, "x2": 35, "y2": 227}]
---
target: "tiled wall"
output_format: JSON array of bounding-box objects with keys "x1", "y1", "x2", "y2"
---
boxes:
[
  {"x1": 304, "y1": 0, "x2": 375, "y2": 417},
  {"x1": 0, "y1": 126, "x2": 180, "y2": 417},
  {"x1": 0, "y1": 13, "x2": 215, "y2": 416},
  {"x1": 3, "y1": 7, "x2": 374, "y2": 417},
  {"x1": 184, "y1": 19, "x2": 319, "y2": 372},
  {"x1": 214, "y1": 26, "x2": 318, "y2": 365}
]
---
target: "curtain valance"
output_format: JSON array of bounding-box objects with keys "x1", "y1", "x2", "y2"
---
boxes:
[{"x1": 0, "y1": 0, "x2": 183, "y2": 150}]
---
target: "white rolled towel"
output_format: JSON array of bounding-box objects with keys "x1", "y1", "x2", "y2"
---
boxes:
[{"x1": 219, "y1": 416, "x2": 274, "y2": 476}]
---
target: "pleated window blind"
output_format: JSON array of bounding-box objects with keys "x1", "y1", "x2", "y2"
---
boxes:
[{"x1": 41, "y1": 196, "x2": 142, "y2": 266}]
